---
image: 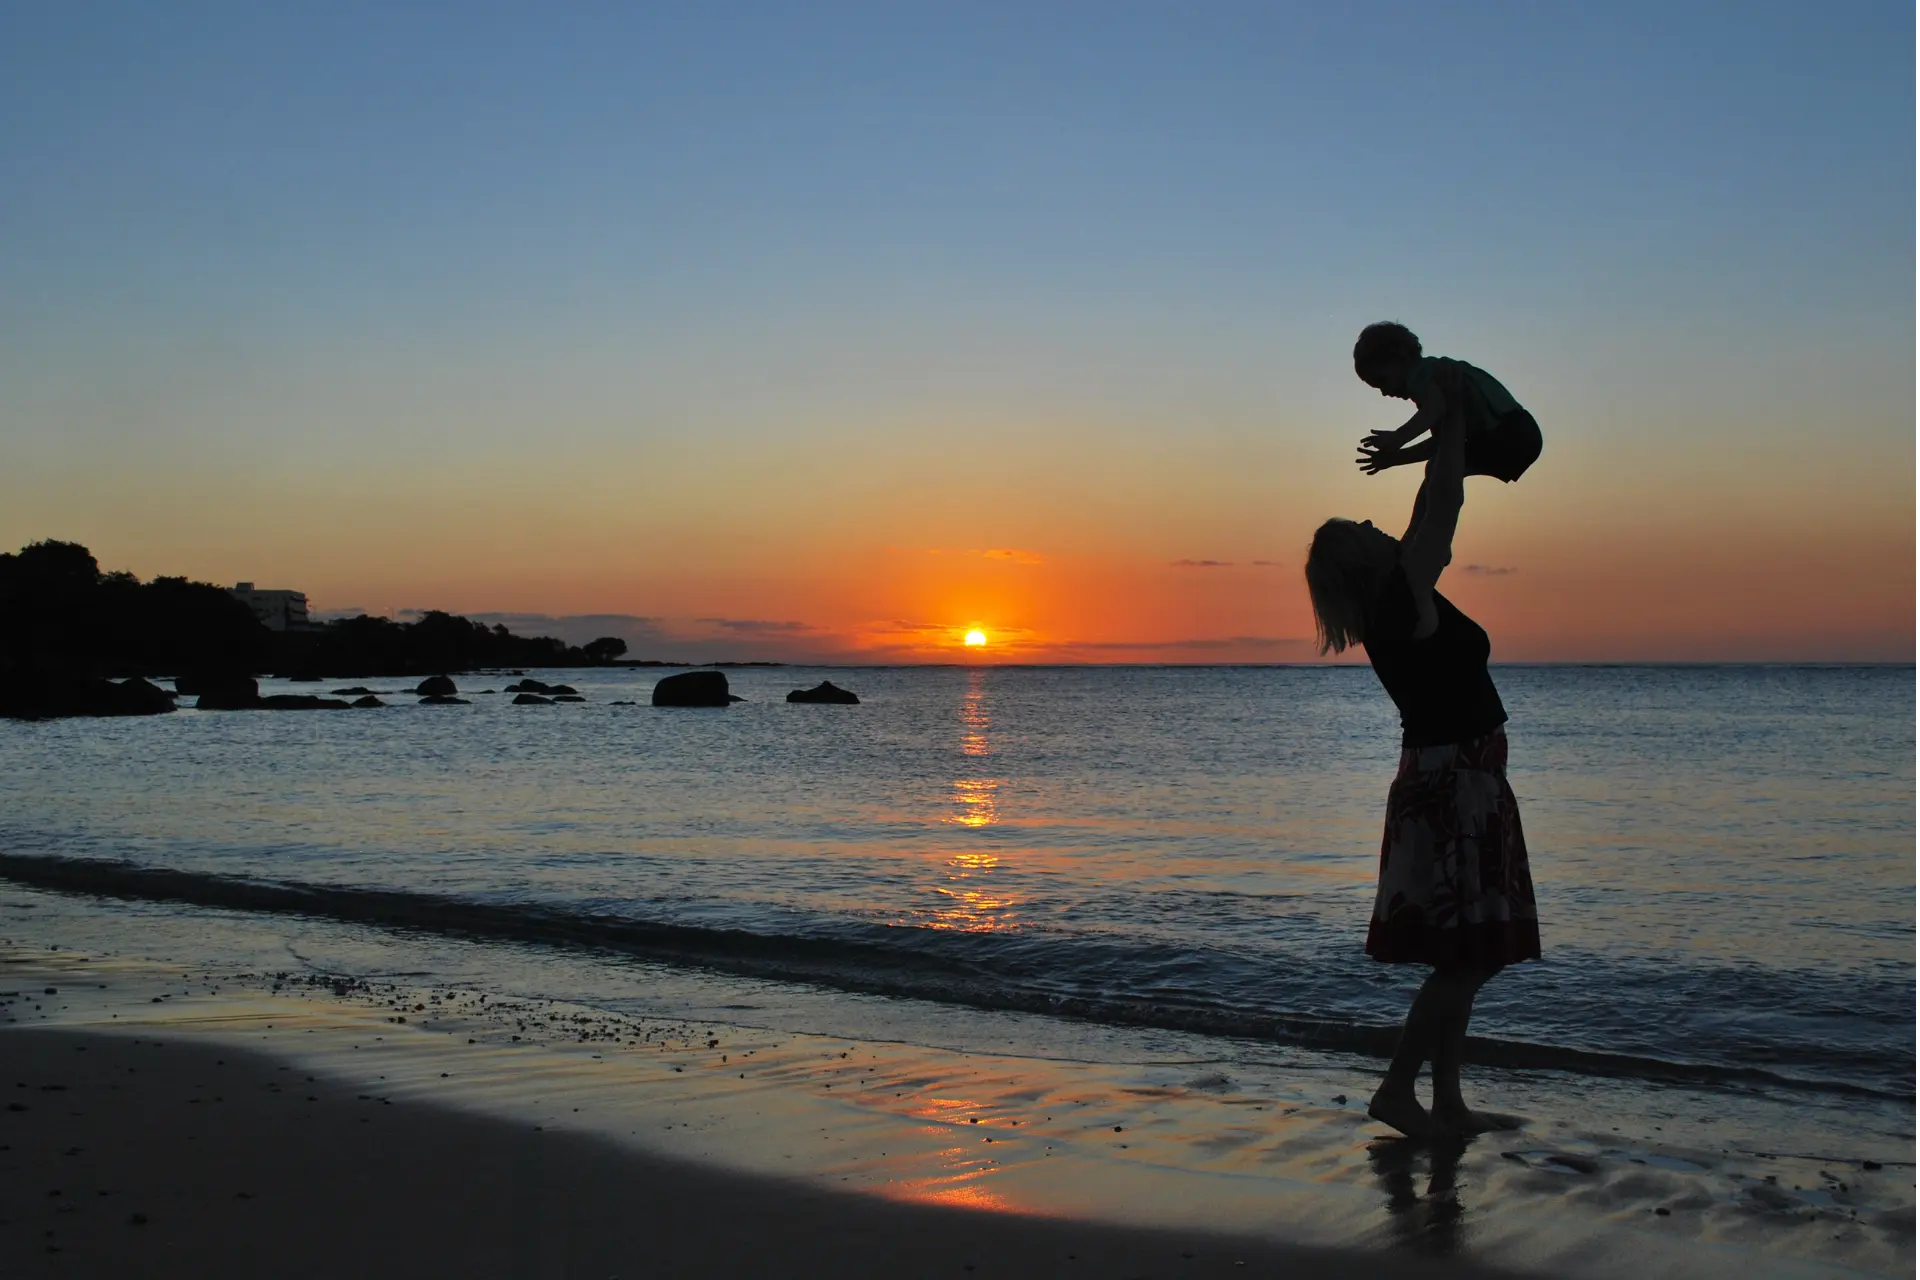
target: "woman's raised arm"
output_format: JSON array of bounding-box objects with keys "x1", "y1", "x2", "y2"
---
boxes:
[{"x1": 1399, "y1": 387, "x2": 1466, "y2": 598}]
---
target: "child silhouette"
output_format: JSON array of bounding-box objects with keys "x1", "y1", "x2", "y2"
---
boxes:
[{"x1": 1352, "y1": 323, "x2": 1541, "y2": 498}]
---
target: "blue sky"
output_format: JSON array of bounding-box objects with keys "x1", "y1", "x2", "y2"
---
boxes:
[{"x1": 1, "y1": 2, "x2": 1912, "y2": 659}]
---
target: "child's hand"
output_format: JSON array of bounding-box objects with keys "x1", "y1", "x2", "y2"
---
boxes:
[
  {"x1": 1359, "y1": 428, "x2": 1404, "y2": 455},
  {"x1": 1356, "y1": 437, "x2": 1400, "y2": 475}
]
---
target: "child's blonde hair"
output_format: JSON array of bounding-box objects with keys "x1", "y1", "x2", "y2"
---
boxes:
[{"x1": 1304, "y1": 519, "x2": 1384, "y2": 654}]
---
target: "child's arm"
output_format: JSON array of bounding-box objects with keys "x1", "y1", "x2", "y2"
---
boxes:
[
  {"x1": 1356, "y1": 378, "x2": 1447, "y2": 470},
  {"x1": 1391, "y1": 394, "x2": 1444, "y2": 444},
  {"x1": 1355, "y1": 436, "x2": 1435, "y2": 475}
]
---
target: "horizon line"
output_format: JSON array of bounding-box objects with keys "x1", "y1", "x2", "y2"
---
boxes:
[{"x1": 576, "y1": 659, "x2": 1917, "y2": 670}]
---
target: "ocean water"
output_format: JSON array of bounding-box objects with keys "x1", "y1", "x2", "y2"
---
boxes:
[{"x1": 0, "y1": 664, "x2": 1911, "y2": 1130}]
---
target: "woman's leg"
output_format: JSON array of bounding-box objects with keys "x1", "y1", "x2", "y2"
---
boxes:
[
  {"x1": 1368, "y1": 968, "x2": 1479, "y2": 1138},
  {"x1": 1428, "y1": 967, "x2": 1498, "y2": 1133}
]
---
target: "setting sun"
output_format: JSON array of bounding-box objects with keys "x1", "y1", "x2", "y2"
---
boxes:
[{"x1": 964, "y1": 630, "x2": 987, "y2": 647}]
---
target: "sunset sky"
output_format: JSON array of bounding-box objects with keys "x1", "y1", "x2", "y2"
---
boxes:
[{"x1": 2, "y1": 3, "x2": 1912, "y2": 662}]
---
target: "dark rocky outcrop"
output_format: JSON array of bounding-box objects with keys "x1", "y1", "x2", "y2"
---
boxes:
[
  {"x1": 0, "y1": 674, "x2": 178, "y2": 719},
  {"x1": 350, "y1": 695, "x2": 385, "y2": 708},
  {"x1": 194, "y1": 682, "x2": 353, "y2": 711},
  {"x1": 787, "y1": 680, "x2": 859, "y2": 705},
  {"x1": 419, "y1": 694, "x2": 470, "y2": 706},
  {"x1": 548, "y1": 685, "x2": 578, "y2": 697},
  {"x1": 415, "y1": 675, "x2": 457, "y2": 697},
  {"x1": 257, "y1": 694, "x2": 350, "y2": 710},
  {"x1": 651, "y1": 671, "x2": 743, "y2": 707},
  {"x1": 512, "y1": 693, "x2": 552, "y2": 705},
  {"x1": 331, "y1": 686, "x2": 375, "y2": 696},
  {"x1": 177, "y1": 672, "x2": 255, "y2": 699},
  {"x1": 193, "y1": 676, "x2": 262, "y2": 710},
  {"x1": 552, "y1": 694, "x2": 586, "y2": 703},
  {"x1": 118, "y1": 677, "x2": 178, "y2": 708},
  {"x1": 505, "y1": 679, "x2": 577, "y2": 696}
]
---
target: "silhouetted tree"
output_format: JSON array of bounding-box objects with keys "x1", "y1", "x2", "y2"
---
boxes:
[
  {"x1": 583, "y1": 636, "x2": 627, "y2": 664},
  {"x1": 0, "y1": 540, "x2": 269, "y2": 679},
  {"x1": 0, "y1": 538, "x2": 639, "y2": 682}
]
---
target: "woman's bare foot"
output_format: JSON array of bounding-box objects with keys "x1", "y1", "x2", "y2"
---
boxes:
[
  {"x1": 1432, "y1": 1104, "x2": 1522, "y2": 1136},
  {"x1": 1430, "y1": 1104, "x2": 1497, "y2": 1135},
  {"x1": 1367, "y1": 1084, "x2": 1442, "y2": 1139}
]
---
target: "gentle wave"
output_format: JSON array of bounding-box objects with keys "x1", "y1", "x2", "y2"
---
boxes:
[{"x1": 0, "y1": 851, "x2": 1898, "y2": 1102}]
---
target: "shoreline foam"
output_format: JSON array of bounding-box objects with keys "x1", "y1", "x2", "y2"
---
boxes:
[{"x1": 0, "y1": 853, "x2": 1898, "y2": 1103}]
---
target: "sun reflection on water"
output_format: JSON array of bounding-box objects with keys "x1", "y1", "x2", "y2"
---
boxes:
[
  {"x1": 928, "y1": 672, "x2": 1020, "y2": 932},
  {"x1": 950, "y1": 777, "x2": 998, "y2": 828},
  {"x1": 949, "y1": 673, "x2": 999, "y2": 828}
]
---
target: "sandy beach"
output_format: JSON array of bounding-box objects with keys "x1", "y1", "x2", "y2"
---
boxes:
[
  {"x1": 0, "y1": 1026, "x2": 1525, "y2": 1280},
  {"x1": 0, "y1": 942, "x2": 1906, "y2": 1280}
]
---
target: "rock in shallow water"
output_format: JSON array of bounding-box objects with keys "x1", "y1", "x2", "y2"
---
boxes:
[
  {"x1": 786, "y1": 680, "x2": 859, "y2": 704},
  {"x1": 0, "y1": 674, "x2": 178, "y2": 719},
  {"x1": 512, "y1": 693, "x2": 552, "y2": 705},
  {"x1": 189, "y1": 675, "x2": 261, "y2": 710},
  {"x1": 651, "y1": 671, "x2": 742, "y2": 707},
  {"x1": 415, "y1": 675, "x2": 457, "y2": 697},
  {"x1": 418, "y1": 694, "x2": 470, "y2": 706}
]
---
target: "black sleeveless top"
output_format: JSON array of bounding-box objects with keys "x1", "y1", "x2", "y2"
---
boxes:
[{"x1": 1361, "y1": 563, "x2": 1508, "y2": 748}]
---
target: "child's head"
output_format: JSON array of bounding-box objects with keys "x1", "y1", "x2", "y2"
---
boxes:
[{"x1": 1353, "y1": 322, "x2": 1421, "y2": 397}]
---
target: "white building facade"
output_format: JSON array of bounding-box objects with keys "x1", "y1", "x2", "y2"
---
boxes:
[{"x1": 231, "y1": 582, "x2": 311, "y2": 631}]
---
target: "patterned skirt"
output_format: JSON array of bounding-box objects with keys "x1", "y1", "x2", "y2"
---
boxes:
[{"x1": 1365, "y1": 729, "x2": 1541, "y2": 969}]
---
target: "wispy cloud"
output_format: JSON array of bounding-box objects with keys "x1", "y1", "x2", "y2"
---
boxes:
[
  {"x1": 877, "y1": 619, "x2": 953, "y2": 637},
  {"x1": 1462, "y1": 564, "x2": 1519, "y2": 576},
  {"x1": 868, "y1": 619, "x2": 1036, "y2": 640},
  {"x1": 695, "y1": 618, "x2": 815, "y2": 634},
  {"x1": 1170, "y1": 559, "x2": 1234, "y2": 568},
  {"x1": 1060, "y1": 635, "x2": 1309, "y2": 652},
  {"x1": 979, "y1": 548, "x2": 1043, "y2": 565},
  {"x1": 1251, "y1": 560, "x2": 1280, "y2": 567},
  {"x1": 460, "y1": 612, "x2": 672, "y2": 644}
]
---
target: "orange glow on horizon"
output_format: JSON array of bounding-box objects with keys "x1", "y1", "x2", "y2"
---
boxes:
[{"x1": 30, "y1": 455, "x2": 1909, "y2": 664}]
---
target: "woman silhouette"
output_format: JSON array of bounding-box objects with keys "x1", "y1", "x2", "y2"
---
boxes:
[{"x1": 1304, "y1": 375, "x2": 1540, "y2": 1138}]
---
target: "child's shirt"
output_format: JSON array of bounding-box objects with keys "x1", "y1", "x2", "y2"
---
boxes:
[
  {"x1": 1406, "y1": 356, "x2": 1541, "y2": 483},
  {"x1": 1405, "y1": 357, "x2": 1523, "y2": 435}
]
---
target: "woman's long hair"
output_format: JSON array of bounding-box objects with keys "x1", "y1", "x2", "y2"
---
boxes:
[{"x1": 1305, "y1": 519, "x2": 1384, "y2": 654}]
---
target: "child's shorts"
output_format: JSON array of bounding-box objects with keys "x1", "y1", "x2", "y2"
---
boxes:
[{"x1": 1466, "y1": 409, "x2": 1542, "y2": 483}]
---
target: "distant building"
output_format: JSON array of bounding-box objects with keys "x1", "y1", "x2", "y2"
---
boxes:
[{"x1": 231, "y1": 582, "x2": 311, "y2": 631}]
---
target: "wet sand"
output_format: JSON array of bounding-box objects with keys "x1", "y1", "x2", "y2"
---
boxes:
[
  {"x1": 1, "y1": 1028, "x2": 1513, "y2": 1279},
  {"x1": 0, "y1": 945, "x2": 1907, "y2": 1280}
]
